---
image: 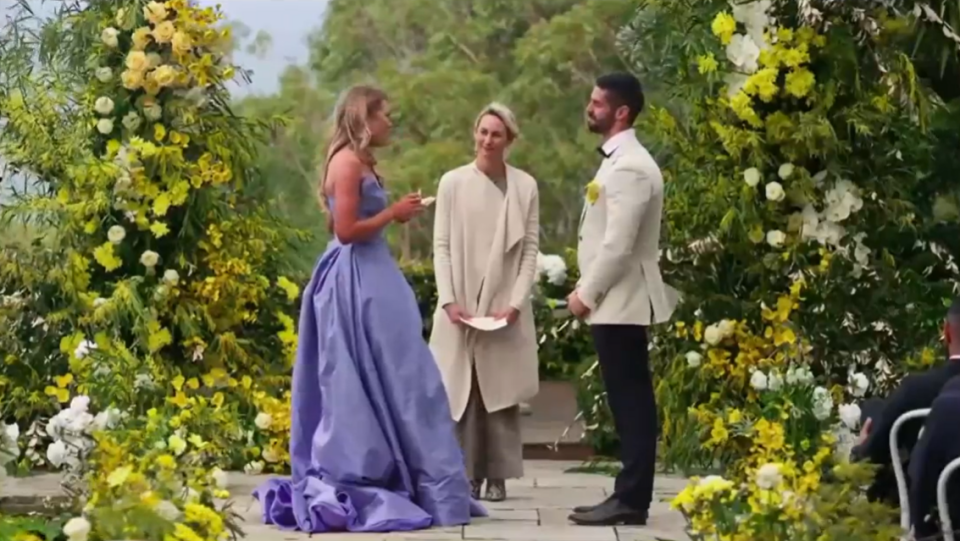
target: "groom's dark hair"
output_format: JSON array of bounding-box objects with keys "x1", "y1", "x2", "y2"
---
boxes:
[{"x1": 595, "y1": 72, "x2": 645, "y2": 124}]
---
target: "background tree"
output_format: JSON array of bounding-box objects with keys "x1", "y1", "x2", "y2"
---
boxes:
[{"x1": 237, "y1": 0, "x2": 637, "y2": 266}]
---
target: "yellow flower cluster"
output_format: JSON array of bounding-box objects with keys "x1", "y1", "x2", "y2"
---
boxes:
[
  {"x1": 76, "y1": 408, "x2": 235, "y2": 541},
  {"x1": 672, "y1": 433, "x2": 835, "y2": 538},
  {"x1": 710, "y1": 11, "x2": 825, "y2": 127}
]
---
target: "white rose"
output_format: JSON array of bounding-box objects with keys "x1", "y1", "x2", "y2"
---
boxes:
[
  {"x1": 143, "y1": 103, "x2": 163, "y2": 121},
  {"x1": 812, "y1": 386, "x2": 834, "y2": 420},
  {"x1": 46, "y1": 439, "x2": 68, "y2": 468},
  {"x1": 244, "y1": 460, "x2": 265, "y2": 475},
  {"x1": 764, "y1": 181, "x2": 785, "y2": 202},
  {"x1": 838, "y1": 403, "x2": 861, "y2": 430},
  {"x1": 743, "y1": 167, "x2": 761, "y2": 187},
  {"x1": 69, "y1": 395, "x2": 91, "y2": 413},
  {"x1": 140, "y1": 250, "x2": 160, "y2": 268},
  {"x1": 163, "y1": 269, "x2": 180, "y2": 285},
  {"x1": 254, "y1": 412, "x2": 273, "y2": 430},
  {"x1": 778, "y1": 162, "x2": 795, "y2": 179},
  {"x1": 849, "y1": 372, "x2": 870, "y2": 398},
  {"x1": 262, "y1": 447, "x2": 280, "y2": 463},
  {"x1": 766, "y1": 230, "x2": 786, "y2": 247},
  {"x1": 685, "y1": 351, "x2": 703, "y2": 368},
  {"x1": 95, "y1": 67, "x2": 113, "y2": 83},
  {"x1": 100, "y1": 27, "x2": 119, "y2": 48},
  {"x1": 750, "y1": 370, "x2": 768, "y2": 391},
  {"x1": 755, "y1": 463, "x2": 782, "y2": 490},
  {"x1": 767, "y1": 370, "x2": 783, "y2": 391},
  {"x1": 96, "y1": 118, "x2": 114, "y2": 135},
  {"x1": 154, "y1": 500, "x2": 181, "y2": 521},
  {"x1": 210, "y1": 467, "x2": 229, "y2": 489},
  {"x1": 703, "y1": 324, "x2": 723, "y2": 346},
  {"x1": 122, "y1": 111, "x2": 142, "y2": 131},
  {"x1": 718, "y1": 319, "x2": 736, "y2": 337},
  {"x1": 107, "y1": 225, "x2": 126, "y2": 244},
  {"x1": 94, "y1": 96, "x2": 115, "y2": 115},
  {"x1": 725, "y1": 33, "x2": 760, "y2": 74},
  {"x1": 63, "y1": 516, "x2": 92, "y2": 541}
]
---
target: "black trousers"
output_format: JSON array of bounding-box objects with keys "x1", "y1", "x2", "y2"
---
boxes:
[{"x1": 590, "y1": 324, "x2": 657, "y2": 511}]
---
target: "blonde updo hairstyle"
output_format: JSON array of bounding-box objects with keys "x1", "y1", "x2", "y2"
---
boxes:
[{"x1": 317, "y1": 85, "x2": 388, "y2": 212}]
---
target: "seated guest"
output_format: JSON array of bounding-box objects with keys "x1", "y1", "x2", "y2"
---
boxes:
[
  {"x1": 851, "y1": 297, "x2": 960, "y2": 504},
  {"x1": 909, "y1": 374, "x2": 960, "y2": 539}
]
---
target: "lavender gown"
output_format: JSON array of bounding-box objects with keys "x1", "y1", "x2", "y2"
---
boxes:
[{"x1": 253, "y1": 176, "x2": 486, "y2": 532}]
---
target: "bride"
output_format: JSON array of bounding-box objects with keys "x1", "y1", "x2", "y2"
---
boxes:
[{"x1": 253, "y1": 85, "x2": 486, "y2": 533}]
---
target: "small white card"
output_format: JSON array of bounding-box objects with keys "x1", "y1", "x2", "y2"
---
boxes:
[
  {"x1": 422, "y1": 196, "x2": 436, "y2": 207},
  {"x1": 461, "y1": 316, "x2": 507, "y2": 331}
]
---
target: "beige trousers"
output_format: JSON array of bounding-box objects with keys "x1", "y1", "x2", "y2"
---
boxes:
[{"x1": 456, "y1": 367, "x2": 523, "y2": 480}]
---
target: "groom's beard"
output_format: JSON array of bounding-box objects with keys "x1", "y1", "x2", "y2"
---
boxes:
[{"x1": 586, "y1": 116, "x2": 611, "y2": 134}]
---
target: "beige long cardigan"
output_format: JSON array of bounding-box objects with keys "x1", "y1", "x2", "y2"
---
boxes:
[{"x1": 429, "y1": 162, "x2": 540, "y2": 422}]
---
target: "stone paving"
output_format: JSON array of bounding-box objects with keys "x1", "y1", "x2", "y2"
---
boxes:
[
  {"x1": 0, "y1": 460, "x2": 691, "y2": 540},
  {"x1": 227, "y1": 461, "x2": 691, "y2": 541}
]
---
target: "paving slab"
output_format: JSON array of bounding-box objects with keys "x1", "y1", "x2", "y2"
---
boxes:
[{"x1": 2, "y1": 461, "x2": 690, "y2": 541}]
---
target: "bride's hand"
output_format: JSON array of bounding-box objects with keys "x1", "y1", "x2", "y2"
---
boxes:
[{"x1": 390, "y1": 193, "x2": 423, "y2": 223}]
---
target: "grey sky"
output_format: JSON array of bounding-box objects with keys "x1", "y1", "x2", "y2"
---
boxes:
[{"x1": 211, "y1": 0, "x2": 327, "y2": 95}]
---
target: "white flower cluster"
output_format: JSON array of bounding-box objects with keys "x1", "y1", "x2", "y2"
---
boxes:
[
  {"x1": 755, "y1": 462, "x2": 782, "y2": 490},
  {"x1": 63, "y1": 516, "x2": 92, "y2": 541},
  {"x1": 847, "y1": 371, "x2": 870, "y2": 398},
  {"x1": 0, "y1": 422, "x2": 20, "y2": 474},
  {"x1": 785, "y1": 365, "x2": 815, "y2": 386},
  {"x1": 838, "y1": 402, "x2": 861, "y2": 430},
  {"x1": 703, "y1": 319, "x2": 736, "y2": 346},
  {"x1": 749, "y1": 368, "x2": 784, "y2": 392},
  {"x1": 536, "y1": 252, "x2": 567, "y2": 286},
  {"x1": 45, "y1": 396, "x2": 121, "y2": 470},
  {"x1": 724, "y1": 0, "x2": 774, "y2": 94},
  {"x1": 812, "y1": 386, "x2": 834, "y2": 420}
]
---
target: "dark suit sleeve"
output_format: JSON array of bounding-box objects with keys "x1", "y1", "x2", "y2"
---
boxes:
[
  {"x1": 908, "y1": 395, "x2": 960, "y2": 537},
  {"x1": 851, "y1": 375, "x2": 919, "y2": 464}
]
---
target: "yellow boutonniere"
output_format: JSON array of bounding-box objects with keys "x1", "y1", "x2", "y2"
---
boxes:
[{"x1": 585, "y1": 180, "x2": 600, "y2": 205}]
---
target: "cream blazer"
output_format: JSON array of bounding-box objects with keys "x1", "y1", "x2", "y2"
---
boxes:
[
  {"x1": 577, "y1": 131, "x2": 679, "y2": 325},
  {"x1": 429, "y1": 163, "x2": 540, "y2": 421}
]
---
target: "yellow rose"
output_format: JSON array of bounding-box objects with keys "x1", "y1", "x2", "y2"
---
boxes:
[
  {"x1": 585, "y1": 180, "x2": 601, "y2": 204},
  {"x1": 153, "y1": 21, "x2": 176, "y2": 44},
  {"x1": 171, "y1": 31, "x2": 192, "y2": 55},
  {"x1": 131, "y1": 27, "x2": 152, "y2": 50},
  {"x1": 125, "y1": 51, "x2": 150, "y2": 72},
  {"x1": 143, "y1": 1, "x2": 168, "y2": 25},
  {"x1": 151, "y1": 65, "x2": 178, "y2": 88},
  {"x1": 143, "y1": 74, "x2": 161, "y2": 96},
  {"x1": 121, "y1": 69, "x2": 144, "y2": 90}
]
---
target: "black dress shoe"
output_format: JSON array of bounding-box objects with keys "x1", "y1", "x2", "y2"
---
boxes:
[
  {"x1": 572, "y1": 495, "x2": 613, "y2": 514},
  {"x1": 568, "y1": 498, "x2": 648, "y2": 526}
]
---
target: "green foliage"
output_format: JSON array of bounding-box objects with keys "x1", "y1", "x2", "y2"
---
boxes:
[{"x1": 576, "y1": 0, "x2": 960, "y2": 475}]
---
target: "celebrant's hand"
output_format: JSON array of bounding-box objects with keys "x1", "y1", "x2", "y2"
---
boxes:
[
  {"x1": 443, "y1": 303, "x2": 469, "y2": 325},
  {"x1": 492, "y1": 307, "x2": 520, "y2": 325}
]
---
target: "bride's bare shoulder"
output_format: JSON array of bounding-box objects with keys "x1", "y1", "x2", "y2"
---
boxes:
[{"x1": 326, "y1": 151, "x2": 367, "y2": 190}]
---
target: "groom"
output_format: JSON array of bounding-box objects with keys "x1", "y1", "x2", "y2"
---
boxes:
[{"x1": 566, "y1": 72, "x2": 677, "y2": 526}]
